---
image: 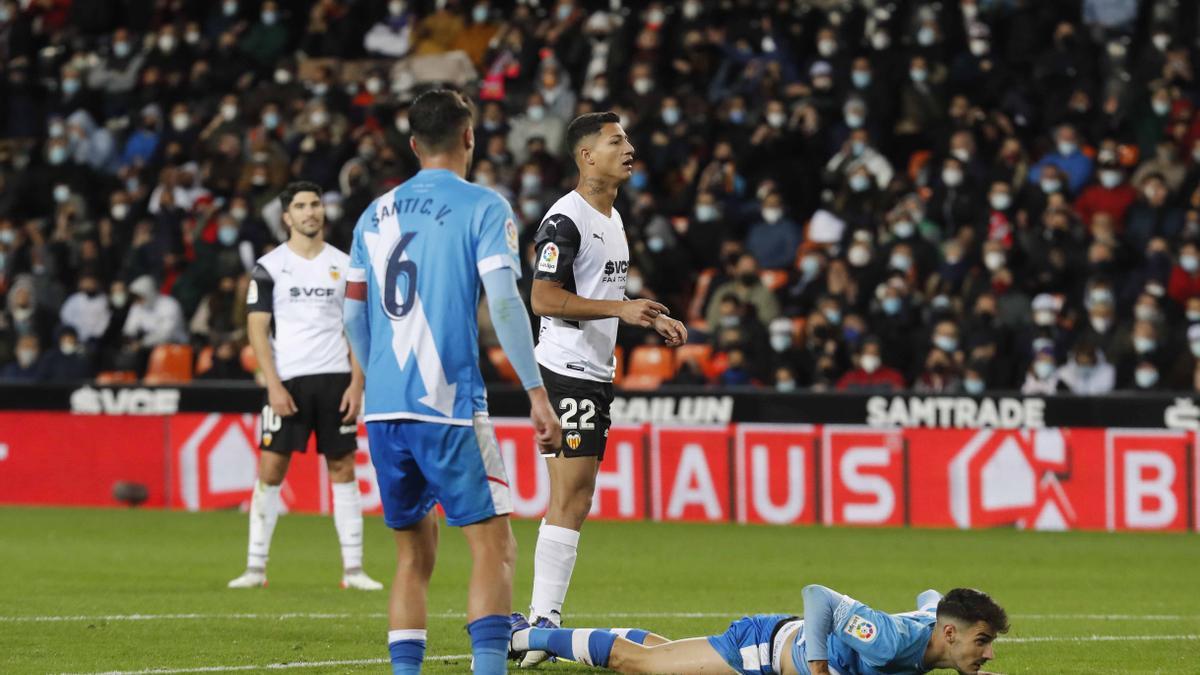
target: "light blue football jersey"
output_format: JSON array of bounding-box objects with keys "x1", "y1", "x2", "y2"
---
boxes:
[
  {"x1": 796, "y1": 592, "x2": 939, "y2": 674},
  {"x1": 348, "y1": 169, "x2": 521, "y2": 426}
]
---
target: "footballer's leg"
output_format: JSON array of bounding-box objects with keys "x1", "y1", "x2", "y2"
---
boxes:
[
  {"x1": 325, "y1": 452, "x2": 382, "y2": 590},
  {"x1": 387, "y1": 511, "x2": 438, "y2": 674},
  {"x1": 228, "y1": 447, "x2": 290, "y2": 588},
  {"x1": 512, "y1": 628, "x2": 734, "y2": 674}
]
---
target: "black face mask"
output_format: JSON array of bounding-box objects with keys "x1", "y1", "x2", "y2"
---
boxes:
[{"x1": 738, "y1": 272, "x2": 759, "y2": 286}]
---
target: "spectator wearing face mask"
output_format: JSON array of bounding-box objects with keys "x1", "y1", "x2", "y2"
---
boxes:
[
  {"x1": 1030, "y1": 124, "x2": 1094, "y2": 194},
  {"x1": 58, "y1": 273, "x2": 111, "y2": 345},
  {"x1": 960, "y1": 360, "x2": 989, "y2": 396},
  {"x1": 0, "y1": 333, "x2": 45, "y2": 381},
  {"x1": 1126, "y1": 174, "x2": 1184, "y2": 254},
  {"x1": 1167, "y1": 324, "x2": 1200, "y2": 390},
  {"x1": 41, "y1": 327, "x2": 92, "y2": 381},
  {"x1": 1168, "y1": 240, "x2": 1200, "y2": 305},
  {"x1": 508, "y1": 92, "x2": 566, "y2": 164},
  {"x1": 836, "y1": 337, "x2": 905, "y2": 392},
  {"x1": 1114, "y1": 320, "x2": 1168, "y2": 389},
  {"x1": 744, "y1": 192, "x2": 801, "y2": 270},
  {"x1": 1125, "y1": 359, "x2": 1164, "y2": 392},
  {"x1": 704, "y1": 253, "x2": 781, "y2": 329},
  {"x1": 1021, "y1": 347, "x2": 1068, "y2": 394},
  {"x1": 5, "y1": 275, "x2": 56, "y2": 348},
  {"x1": 1074, "y1": 161, "x2": 1136, "y2": 231},
  {"x1": 1058, "y1": 341, "x2": 1115, "y2": 394},
  {"x1": 927, "y1": 156, "x2": 980, "y2": 234},
  {"x1": 765, "y1": 317, "x2": 805, "y2": 380}
]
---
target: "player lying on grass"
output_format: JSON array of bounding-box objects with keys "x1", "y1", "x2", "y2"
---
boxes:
[{"x1": 509, "y1": 585, "x2": 1008, "y2": 674}]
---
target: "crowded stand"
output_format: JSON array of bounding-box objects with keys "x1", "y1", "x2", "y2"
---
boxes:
[{"x1": 2, "y1": 0, "x2": 1200, "y2": 395}]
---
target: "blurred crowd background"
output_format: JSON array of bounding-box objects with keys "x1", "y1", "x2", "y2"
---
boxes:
[{"x1": 2, "y1": 0, "x2": 1200, "y2": 395}]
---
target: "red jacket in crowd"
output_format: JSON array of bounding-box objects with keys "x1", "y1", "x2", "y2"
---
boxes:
[
  {"x1": 836, "y1": 367, "x2": 907, "y2": 392},
  {"x1": 1075, "y1": 184, "x2": 1137, "y2": 231},
  {"x1": 1168, "y1": 265, "x2": 1200, "y2": 305}
]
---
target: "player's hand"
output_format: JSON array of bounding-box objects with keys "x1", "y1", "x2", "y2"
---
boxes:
[
  {"x1": 339, "y1": 381, "x2": 363, "y2": 423},
  {"x1": 617, "y1": 299, "x2": 669, "y2": 328},
  {"x1": 268, "y1": 383, "x2": 298, "y2": 418},
  {"x1": 528, "y1": 387, "x2": 562, "y2": 454},
  {"x1": 653, "y1": 314, "x2": 687, "y2": 347}
]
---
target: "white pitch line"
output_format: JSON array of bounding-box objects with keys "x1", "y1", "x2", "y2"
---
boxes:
[
  {"x1": 56, "y1": 655, "x2": 469, "y2": 675},
  {"x1": 7, "y1": 611, "x2": 1200, "y2": 623}
]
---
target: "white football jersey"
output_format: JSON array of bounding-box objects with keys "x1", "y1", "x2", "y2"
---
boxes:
[
  {"x1": 532, "y1": 190, "x2": 629, "y2": 383},
  {"x1": 247, "y1": 243, "x2": 351, "y2": 381}
]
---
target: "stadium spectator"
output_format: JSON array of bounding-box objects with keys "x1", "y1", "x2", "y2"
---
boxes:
[
  {"x1": 1058, "y1": 341, "x2": 1116, "y2": 395},
  {"x1": 41, "y1": 326, "x2": 91, "y2": 381},
  {"x1": 122, "y1": 275, "x2": 187, "y2": 354},
  {"x1": 0, "y1": 333, "x2": 44, "y2": 381},
  {"x1": 58, "y1": 273, "x2": 110, "y2": 345},
  {"x1": 1168, "y1": 241, "x2": 1200, "y2": 305},
  {"x1": 837, "y1": 338, "x2": 905, "y2": 393},
  {"x1": 744, "y1": 192, "x2": 801, "y2": 270}
]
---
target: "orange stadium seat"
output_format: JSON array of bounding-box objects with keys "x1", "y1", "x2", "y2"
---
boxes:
[
  {"x1": 621, "y1": 373, "x2": 664, "y2": 391},
  {"x1": 628, "y1": 345, "x2": 675, "y2": 381},
  {"x1": 143, "y1": 344, "x2": 194, "y2": 385},
  {"x1": 674, "y1": 343, "x2": 713, "y2": 375},
  {"x1": 95, "y1": 370, "x2": 137, "y2": 385},
  {"x1": 240, "y1": 344, "x2": 258, "y2": 374},
  {"x1": 487, "y1": 345, "x2": 520, "y2": 385},
  {"x1": 612, "y1": 345, "x2": 625, "y2": 387}
]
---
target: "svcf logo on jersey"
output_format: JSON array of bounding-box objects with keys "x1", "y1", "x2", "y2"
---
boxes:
[
  {"x1": 538, "y1": 242, "x2": 559, "y2": 273},
  {"x1": 845, "y1": 615, "x2": 877, "y2": 643},
  {"x1": 565, "y1": 431, "x2": 582, "y2": 451},
  {"x1": 290, "y1": 287, "x2": 336, "y2": 298},
  {"x1": 329, "y1": 265, "x2": 341, "y2": 281},
  {"x1": 505, "y1": 218, "x2": 520, "y2": 254},
  {"x1": 603, "y1": 260, "x2": 629, "y2": 275}
]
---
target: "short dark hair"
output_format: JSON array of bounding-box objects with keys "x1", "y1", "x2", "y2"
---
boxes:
[
  {"x1": 409, "y1": 89, "x2": 473, "y2": 154},
  {"x1": 566, "y1": 111, "x2": 620, "y2": 156},
  {"x1": 279, "y1": 181, "x2": 322, "y2": 211},
  {"x1": 937, "y1": 588, "x2": 1009, "y2": 633}
]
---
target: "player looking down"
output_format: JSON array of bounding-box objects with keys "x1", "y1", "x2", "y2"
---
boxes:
[
  {"x1": 522, "y1": 111, "x2": 688, "y2": 666},
  {"x1": 509, "y1": 586, "x2": 1008, "y2": 675}
]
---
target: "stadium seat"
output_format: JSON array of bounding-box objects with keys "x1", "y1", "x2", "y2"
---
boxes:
[
  {"x1": 486, "y1": 345, "x2": 520, "y2": 385},
  {"x1": 612, "y1": 345, "x2": 625, "y2": 387},
  {"x1": 194, "y1": 346, "x2": 214, "y2": 377},
  {"x1": 675, "y1": 343, "x2": 713, "y2": 374},
  {"x1": 621, "y1": 372, "x2": 663, "y2": 391},
  {"x1": 907, "y1": 149, "x2": 932, "y2": 183},
  {"x1": 628, "y1": 345, "x2": 675, "y2": 381},
  {"x1": 143, "y1": 344, "x2": 194, "y2": 385},
  {"x1": 791, "y1": 317, "x2": 807, "y2": 343},
  {"x1": 95, "y1": 370, "x2": 138, "y2": 385},
  {"x1": 239, "y1": 344, "x2": 258, "y2": 374}
]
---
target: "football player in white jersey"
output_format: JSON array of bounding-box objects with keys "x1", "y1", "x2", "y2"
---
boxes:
[
  {"x1": 227, "y1": 182, "x2": 382, "y2": 592},
  {"x1": 522, "y1": 112, "x2": 687, "y2": 666}
]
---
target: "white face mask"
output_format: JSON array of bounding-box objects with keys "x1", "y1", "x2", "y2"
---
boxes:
[
  {"x1": 933, "y1": 336, "x2": 958, "y2": 353},
  {"x1": 16, "y1": 348, "x2": 37, "y2": 368},
  {"x1": 1133, "y1": 337, "x2": 1157, "y2": 354},
  {"x1": 60, "y1": 341, "x2": 79, "y2": 355},
  {"x1": 989, "y1": 193, "x2": 1011, "y2": 211},
  {"x1": 221, "y1": 104, "x2": 237, "y2": 121},
  {"x1": 310, "y1": 110, "x2": 328, "y2": 127},
  {"x1": 892, "y1": 220, "x2": 915, "y2": 239},
  {"x1": 527, "y1": 105, "x2": 545, "y2": 121},
  {"x1": 770, "y1": 334, "x2": 791, "y2": 353},
  {"x1": 942, "y1": 168, "x2": 963, "y2": 187},
  {"x1": 849, "y1": 174, "x2": 870, "y2": 192},
  {"x1": 1033, "y1": 310, "x2": 1056, "y2": 326},
  {"x1": 171, "y1": 113, "x2": 190, "y2": 131},
  {"x1": 111, "y1": 203, "x2": 130, "y2": 220},
  {"x1": 53, "y1": 185, "x2": 71, "y2": 203},
  {"x1": 766, "y1": 111, "x2": 786, "y2": 129},
  {"x1": 984, "y1": 251, "x2": 1006, "y2": 271},
  {"x1": 963, "y1": 378, "x2": 985, "y2": 395},
  {"x1": 1135, "y1": 368, "x2": 1159, "y2": 388},
  {"x1": 695, "y1": 204, "x2": 718, "y2": 222},
  {"x1": 625, "y1": 275, "x2": 643, "y2": 296},
  {"x1": 521, "y1": 173, "x2": 541, "y2": 192},
  {"x1": 761, "y1": 207, "x2": 783, "y2": 224},
  {"x1": 1181, "y1": 255, "x2": 1199, "y2": 273},
  {"x1": 1099, "y1": 170, "x2": 1122, "y2": 189},
  {"x1": 860, "y1": 354, "x2": 881, "y2": 373},
  {"x1": 1090, "y1": 316, "x2": 1111, "y2": 333},
  {"x1": 589, "y1": 86, "x2": 608, "y2": 101},
  {"x1": 1190, "y1": 341, "x2": 1200, "y2": 358},
  {"x1": 848, "y1": 246, "x2": 870, "y2": 267},
  {"x1": 1057, "y1": 141, "x2": 1077, "y2": 156},
  {"x1": 1040, "y1": 178, "x2": 1062, "y2": 194},
  {"x1": 1134, "y1": 305, "x2": 1158, "y2": 322},
  {"x1": 890, "y1": 253, "x2": 912, "y2": 271},
  {"x1": 817, "y1": 39, "x2": 837, "y2": 57},
  {"x1": 917, "y1": 27, "x2": 936, "y2": 46},
  {"x1": 633, "y1": 78, "x2": 653, "y2": 95},
  {"x1": 111, "y1": 292, "x2": 128, "y2": 308},
  {"x1": 1034, "y1": 360, "x2": 1055, "y2": 379}
]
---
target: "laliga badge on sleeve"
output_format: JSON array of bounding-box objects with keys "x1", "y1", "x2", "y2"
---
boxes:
[
  {"x1": 538, "y1": 242, "x2": 559, "y2": 273},
  {"x1": 845, "y1": 615, "x2": 877, "y2": 643}
]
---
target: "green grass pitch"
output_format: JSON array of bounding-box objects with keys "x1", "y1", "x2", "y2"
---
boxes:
[{"x1": 1, "y1": 507, "x2": 1197, "y2": 674}]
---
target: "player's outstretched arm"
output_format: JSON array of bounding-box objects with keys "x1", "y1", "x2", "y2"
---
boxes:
[
  {"x1": 482, "y1": 268, "x2": 561, "y2": 454},
  {"x1": 532, "y1": 279, "x2": 668, "y2": 327}
]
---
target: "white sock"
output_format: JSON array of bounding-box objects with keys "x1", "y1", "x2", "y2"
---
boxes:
[
  {"x1": 247, "y1": 480, "x2": 281, "y2": 570},
  {"x1": 530, "y1": 520, "x2": 580, "y2": 620},
  {"x1": 332, "y1": 481, "x2": 364, "y2": 571}
]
